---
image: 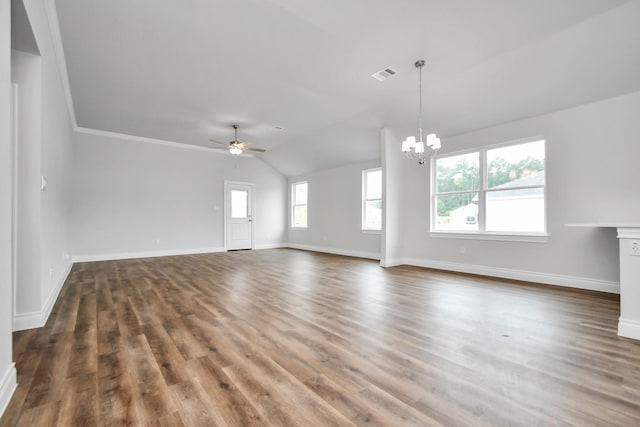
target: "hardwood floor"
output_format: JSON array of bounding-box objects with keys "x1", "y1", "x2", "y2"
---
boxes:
[{"x1": 2, "y1": 248, "x2": 640, "y2": 426}]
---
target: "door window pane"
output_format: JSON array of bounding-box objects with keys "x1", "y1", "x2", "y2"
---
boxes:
[{"x1": 231, "y1": 190, "x2": 248, "y2": 218}]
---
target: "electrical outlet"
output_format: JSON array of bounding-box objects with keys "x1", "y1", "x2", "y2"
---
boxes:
[{"x1": 631, "y1": 241, "x2": 640, "y2": 256}]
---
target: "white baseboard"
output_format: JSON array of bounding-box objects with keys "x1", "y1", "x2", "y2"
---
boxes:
[
  {"x1": 0, "y1": 363, "x2": 16, "y2": 418},
  {"x1": 73, "y1": 246, "x2": 227, "y2": 263},
  {"x1": 402, "y1": 257, "x2": 620, "y2": 294},
  {"x1": 618, "y1": 318, "x2": 640, "y2": 340},
  {"x1": 288, "y1": 243, "x2": 380, "y2": 260},
  {"x1": 14, "y1": 259, "x2": 73, "y2": 331},
  {"x1": 380, "y1": 258, "x2": 403, "y2": 268},
  {"x1": 255, "y1": 243, "x2": 288, "y2": 250}
]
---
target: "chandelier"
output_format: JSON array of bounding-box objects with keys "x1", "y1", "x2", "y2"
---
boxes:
[{"x1": 401, "y1": 60, "x2": 441, "y2": 164}]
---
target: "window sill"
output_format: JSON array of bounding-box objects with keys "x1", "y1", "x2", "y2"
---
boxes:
[
  {"x1": 429, "y1": 231, "x2": 549, "y2": 243},
  {"x1": 290, "y1": 227, "x2": 308, "y2": 231},
  {"x1": 361, "y1": 229, "x2": 382, "y2": 234}
]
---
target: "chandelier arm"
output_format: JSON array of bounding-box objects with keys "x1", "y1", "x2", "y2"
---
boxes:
[{"x1": 404, "y1": 151, "x2": 421, "y2": 161}]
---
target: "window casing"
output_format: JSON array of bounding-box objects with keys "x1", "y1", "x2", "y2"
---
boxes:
[
  {"x1": 431, "y1": 138, "x2": 546, "y2": 239},
  {"x1": 291, "y1": 181, "x2": 308, "y2": 228},
  {"x1": 362, "y1": 168, "x2": 382, "y2": 231}
]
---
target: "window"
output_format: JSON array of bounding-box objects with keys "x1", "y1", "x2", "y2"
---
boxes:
[
  {"x1": 432, "y1": 138, "x2": 545, "y2": 237},
  {"x1": 291, "y1": 181, "x2": 308, "y2": 228},
  {"x1": 231, "y1": 190, "x2": 248, "y2": 218},
  {"x1": 362, "y1": 168, "x2": 382, "y2": 231}
]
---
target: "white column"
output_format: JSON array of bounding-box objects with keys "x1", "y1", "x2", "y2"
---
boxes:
[
  {"x1": 617, "y1": 227, "x2": 640, "y2": 340},
  {"x1": 380, "y1": 128, "x2": 404, "y2": 267}
]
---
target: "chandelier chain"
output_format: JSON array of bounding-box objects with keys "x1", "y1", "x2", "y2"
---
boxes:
[
  {"x1": 401, "y1": 59, "x2": 440, "y2": 165},
  {"x1": 418, "y1": 60, "x2": 423, "y2": 141}
]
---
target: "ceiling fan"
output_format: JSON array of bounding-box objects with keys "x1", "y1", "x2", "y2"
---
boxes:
[{"x1": 209, "y1": 124, "x2": 266, "y2": 155}]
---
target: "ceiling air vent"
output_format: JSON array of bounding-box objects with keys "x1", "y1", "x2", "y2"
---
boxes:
[{"x1": 371, "y1": 67, "x2": 397, "y2": 81}]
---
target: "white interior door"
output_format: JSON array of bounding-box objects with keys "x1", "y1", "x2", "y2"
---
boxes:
[{"x1": 225, "y1": 182, "x2": 254, "y2": 250}]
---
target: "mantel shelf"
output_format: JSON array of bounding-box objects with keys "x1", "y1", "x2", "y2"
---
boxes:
[{"x1": 565, "y1": 222, "x2": 640, "y2": 228}]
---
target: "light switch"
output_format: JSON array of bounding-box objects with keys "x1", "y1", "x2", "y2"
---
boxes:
[{"x1": 41, "y1": 176, "x2": 47, "y2": 191}]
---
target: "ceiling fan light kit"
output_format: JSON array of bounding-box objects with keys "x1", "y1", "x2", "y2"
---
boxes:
[
  {"x1": 402, "y1": 59, "x2": 441, "y2": 165},
  {"x1": 229, "y1": 145, "x2": 243, "y2": 155}
]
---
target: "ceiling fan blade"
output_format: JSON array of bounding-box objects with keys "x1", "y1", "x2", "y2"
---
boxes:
[
  {"x1": 209, "y1": 139, "x2": 228, "y2": 146},
  {"x1": 212, "y1": 126, "x2": 264, "y2": 154}
]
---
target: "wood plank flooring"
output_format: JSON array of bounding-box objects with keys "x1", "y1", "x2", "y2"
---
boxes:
[{"x1": 2, "y1": 248, "x2": 640, "y2": 426}]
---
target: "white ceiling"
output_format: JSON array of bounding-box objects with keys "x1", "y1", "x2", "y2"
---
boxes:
[
  {"x1": 12, "y1": 0, "x2": 39, "y2": 55},
  {"x1": 55, "y1": 0, "x2": 640, "y2": 176}
]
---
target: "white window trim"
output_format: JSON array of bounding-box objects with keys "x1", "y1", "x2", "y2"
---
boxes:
[
  {"x1": 291, "y1": 181, "x2": 308, "y2": 229},
  {"x1": 430, "y1": 136, "x2": 547, "y2": 241},
  {"x1": 362, "y1": 167, "x2": 382, "y2": 232},
  {"x1": 429, "y1": 231, "x2": 549, "y2": 243}
]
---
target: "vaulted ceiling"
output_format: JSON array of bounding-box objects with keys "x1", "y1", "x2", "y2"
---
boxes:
[{"x1": 55, "y1": 0, "x2": 640, "y2": 176}]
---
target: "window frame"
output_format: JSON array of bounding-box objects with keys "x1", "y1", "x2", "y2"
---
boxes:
[
  {"x1": 362, "y1": 167, "x2": 382, "y2": 232},
  {"x1": 430, "y1": 137, "x2": 548, "y2": 242},
  {"x1": 291, "y1": 181, "x2": 308, "y2": 229}
]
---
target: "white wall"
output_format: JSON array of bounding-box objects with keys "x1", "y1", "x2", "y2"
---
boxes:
[
  {"x1": 0, "y1": 0, "x2": 17, "y2": 416},
  {"x1": 288, "y1": 159, "x2": 382, "y2": 259},
  {"x1": 10, "y1": 0, "x2": 74, "y2": 331},
  {"x1": 11, "y1": 49, "x2": 42, "y2": 315},
  {"x1": 71, "y1": 132, "x2": 287, "y2": 259},
  {"x1": 33, "y1": 0, "x2": 74, "y2": 310},
  {"x1": 398, "y1": 90, "x2": 640, "y2": 292}
]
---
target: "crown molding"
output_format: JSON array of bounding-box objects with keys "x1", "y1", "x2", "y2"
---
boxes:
[
  {"x1": 74, "y1": 127, "x2": 252, "y2": 156},
  {"x1": 44, "y1": 0, "x2": 77, "y2": 128},
  {"x1": 44, "y1": 0, "x2": 256, "y2": 158}
]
